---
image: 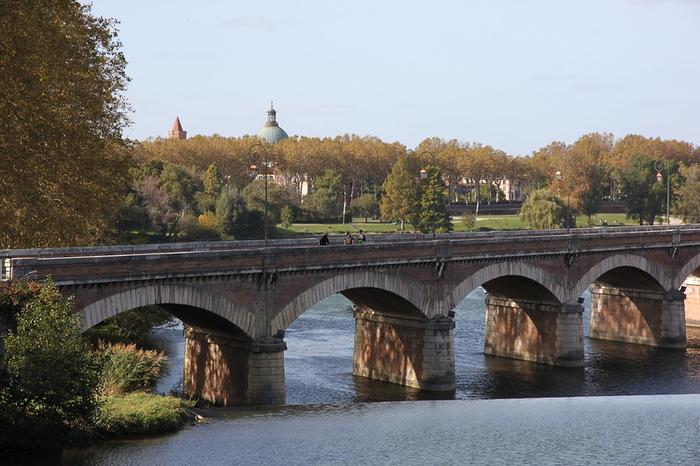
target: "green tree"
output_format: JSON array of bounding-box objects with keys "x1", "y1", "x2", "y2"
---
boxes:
[
  {"x1": 351, "y1": 194, "x2": 379, "y2": 222},
  {"x1": 0, "y1": 1, "x2": 131, "y2": 248},
  {"x1": 619, "y1": 156, "x2": 666, "y2": 225},
  {"x1": 520, "y1": 189, "x2": 569, "y2": 229},
  {"x1": 380, "y1": 157, "x2": 419, "y2": 230},
  {"x1": 302, "y1": 170, "x2": 343, "y2": 221},
  {"x1": 0, "y1": 281, "x2": 101, "y2": 452},
  {"x1": 675, "y1": 165, "x2": 700, "y2": 223},
  {"x1": 280, "y1": 205, "x2": 295, "y2": 229},
  {"x1": 241, "y1": 179, "x2": 290, "y2": 224},
  {"x1": 414, "y1": 167, "x2": 452, "y2": 234},
  {"x1": 216, "y1": 185, "x2": 249, "y2": 238},
  {"x1": 203, "y1": 163, "x2": 223, "y2": 197}
]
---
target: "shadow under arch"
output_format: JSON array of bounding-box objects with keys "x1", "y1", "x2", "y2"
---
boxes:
[
  {"x1": 79, "y1": 284, "x2": 256, "y2": 338},
  {"x1": 673, "y1": 252, "x2": 700, "y2": 290},
  {"x1": 271, "y1": 271, "x2": 424, "y2": 336},
  {"x1": 450, "y1": 261, "x2": 564, "y2": 308},
  {"x1": 571, "y1": 254, "x2": 667, "y2": 303}
]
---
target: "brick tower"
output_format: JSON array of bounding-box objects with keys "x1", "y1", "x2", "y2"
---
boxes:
[{"x1": 168, "y1": 116, "x2": 187, "y2": 140}]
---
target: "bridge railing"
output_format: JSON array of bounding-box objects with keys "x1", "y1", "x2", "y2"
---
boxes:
[{"x1": 1, "y1": 223, "x2": 699, "y2": 264}]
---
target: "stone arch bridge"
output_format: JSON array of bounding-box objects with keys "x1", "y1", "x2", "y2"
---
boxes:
[{"x1": 4, "y1": 225, "x2": 700, "y2": 406}]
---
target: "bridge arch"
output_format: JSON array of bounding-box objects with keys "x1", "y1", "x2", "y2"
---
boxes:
[
  {"x1": 450, "y1": 261, "x2": 565, "y2": 307},
  {"x1": 673, "y1": 252, "x2": 700, "y2": 290},
  {"x1": 571, "y1": 254, "x2": 667, "y2": 301},
  {"x1": 79, "y1": 284, "x2": 256, "y2": 338},
  {"x1": 271, "y1": 271, "x2": 423, "y2": 335}
]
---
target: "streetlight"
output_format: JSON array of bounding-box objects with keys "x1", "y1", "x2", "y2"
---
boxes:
[
  {"x1": 248, "y1": 143, "x2": 273, "y2": 247},
  {"x1": 555, "y1": 169, "x2": 571, "y2": 232},
  {"x1": 418, "y1": 150, "x2": 438, "y2": 238},
  {"x1": 654, "y1": 160, "x2": 671, "y2": 226}
]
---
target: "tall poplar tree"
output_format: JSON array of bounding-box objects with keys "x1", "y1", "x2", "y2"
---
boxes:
[
  {"x1": 414, "y1": 167, "x2": 452, "y2": 234},
  {"x1": 380, "y1": 157, "x2": 418, "y2": 231}
]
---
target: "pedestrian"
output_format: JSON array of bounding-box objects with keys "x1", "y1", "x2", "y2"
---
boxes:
[
  {"x1": 357, "y1": 229, "x2": 366, "y2": 243},
  {"x1": 319, "y1": 233, "x2": 330, "y2": 245},
  {"x1": 344, "y1": 232, "x2": 354, "y2": 245}
]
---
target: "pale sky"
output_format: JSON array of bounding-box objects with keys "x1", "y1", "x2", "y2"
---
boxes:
[{"x1": 89, "y1": 0, "x2": 700, "y2": 155}]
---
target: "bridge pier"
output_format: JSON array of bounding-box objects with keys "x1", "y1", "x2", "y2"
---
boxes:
[
  {"x1": 483, "y1": 296, "x2": 584, "y2": 367},
  {"x1": 352, "y1": 308, "x2": 455, "y2": 392},
  {"x1": 589, "y1": 284, "x2": 686, "y2": 348},
  {"x1": 682, "y1": 277, "x2": 700, "y2": 327},
  {"x1": 183, "y1": 325, "x2": 286, "y2": 406}
]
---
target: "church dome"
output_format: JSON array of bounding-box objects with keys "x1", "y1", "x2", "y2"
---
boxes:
[{"x1": 257, "y1": 102, "x2": 289, "y2": 144}]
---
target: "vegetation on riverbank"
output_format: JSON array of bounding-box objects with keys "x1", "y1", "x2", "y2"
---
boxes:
[
  {"x1": 96, "y1": 392, "x2": 194, "y2": 437},
  {"x1": 0, "y1": 281, "x2": 195, "y2": 455}
]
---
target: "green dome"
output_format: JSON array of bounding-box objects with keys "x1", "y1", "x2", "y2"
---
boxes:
[{"x1": 257, "y1": 103, "x2": 289, "y2": 144}]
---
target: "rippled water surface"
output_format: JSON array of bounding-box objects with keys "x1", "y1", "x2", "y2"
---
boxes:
[{"x1": 61, "y1": 288, "x2": 700, "y2": 465}]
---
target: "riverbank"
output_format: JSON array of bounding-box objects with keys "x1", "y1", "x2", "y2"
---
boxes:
[{"x1": 96, "y1": 393, "x2": 194, "y2": 437}]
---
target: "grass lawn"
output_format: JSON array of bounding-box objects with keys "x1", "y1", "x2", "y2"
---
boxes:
[{"x1": 278, "y1": 213, "x2": 640, "y2": 236}]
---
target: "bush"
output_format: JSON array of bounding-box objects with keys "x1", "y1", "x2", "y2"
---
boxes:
[
  {"x1": 97, "y1": 341, "x2": 167, "y2": 396},
  {"x1": 461, "y1": 213, "x2": 476, "y2": 230},
  {"x1": 96, "y1": 392, "x2": 193, "y2": 437},
  {"x1": 0, "y1": 281, "x2": 101, "y2": 452},
  {"x1": 280, "y1": 205, "x2": 295, "y2": 228}
]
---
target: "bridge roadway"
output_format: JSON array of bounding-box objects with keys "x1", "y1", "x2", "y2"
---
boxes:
[{"x1": 4, "y1": 225, "x2": 700, "y2": 405}]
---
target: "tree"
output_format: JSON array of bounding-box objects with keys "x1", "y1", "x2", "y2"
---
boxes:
[
  {"x1": 519, "y1": 189, "x2": 568, "y2": 229},
  {"x1": 280, "y1": 205, "x2": 295, "y2": 228},
  {"x1": 0, "y1": 281, "x2": 101, "y2": 452},
  {"x1": 203, "y1": 163, "x2": 223, "y2": 198},
  {"x1": 619, "y1": 156, "x2": 666, "y2": 225},
  {"x1": 241, "y1": 179, "x2": 290, "y2": 224},
  {"x1": 675, "y1": 165, "x2": 700, "y2": 223},
  {"x1": 414, "y1": 167, "x2": 452, "y2": 234},
  {"x1": 0, "y1": 1, "x2": 131, "y2": 248},
  {"x1": 216, "y1": 185, "x2": 249, "y2": 238},
  {"x1": 380, "y1": 157, "x2": 419, "y2": 230},
  {"x1": 351, "y1": 194, "x2": 379, "y2": 223},
  {"x1": 302, "y1": 170, "x2": 343, "y2": 222}
]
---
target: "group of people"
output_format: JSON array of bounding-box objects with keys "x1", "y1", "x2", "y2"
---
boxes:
[{"x1": 319, "y1": 230, "x2": 366, "y2": 246}]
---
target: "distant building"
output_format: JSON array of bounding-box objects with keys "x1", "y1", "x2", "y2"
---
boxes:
[
  {"x1": 257, "y1": 102, "x2": 289, "y2": 145},
  {"x1": 168, "y1": 116, "x2": 187, "y2": 140}
]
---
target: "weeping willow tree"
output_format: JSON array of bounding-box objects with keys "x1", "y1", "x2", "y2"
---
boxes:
[{"x1": 519, "y1": 188, "x2": 572, "y2": 230}]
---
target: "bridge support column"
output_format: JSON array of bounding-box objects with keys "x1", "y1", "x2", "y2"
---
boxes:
[
  {"x1": 183, "y1": 325, "x2": 286, "y2": 406},
  {"x1": 483, "y1": 296, "x2": 583, "y2": 367},
  {"x1": 682, "y1": 277, "x2": 700, "y2": 327},
  {"x1": 352, "y1": 308, "x2": 455, "y2": 391},
  {"x1": 589, "y1": 284, "x2": 686, "y2": 348}
]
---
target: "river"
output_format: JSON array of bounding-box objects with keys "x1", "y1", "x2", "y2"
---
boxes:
[{"x1": 61, "y1": 288, "x2": 700, "y2": 465}]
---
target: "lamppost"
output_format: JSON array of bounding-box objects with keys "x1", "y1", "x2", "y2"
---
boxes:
[
  {"x1": 248, "y1": 143, "x2": 273, "y2": 247},
  {"x1": 418, "y1": 150, "x2": 438, "y2": 238},
  {"x1": 654, "y1": 160, "x2": 671, "y2": 226},
  {"x1": 555, "y1": 169, "x2": 571, "y2": 232}
]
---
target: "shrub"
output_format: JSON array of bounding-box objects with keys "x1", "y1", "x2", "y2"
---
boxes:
[
  {"x1": 280, "y1": 205, "x2": 295, "y2": 228},
  {"x1": 97, "y1": 341, "x2": 167, "y2": 396},
  {"x1": 0, "y1": 281, "x2": 101, "y2": 452},
  {"x1": 461, "y1": 213, "x2": 476, "y2": 230}
]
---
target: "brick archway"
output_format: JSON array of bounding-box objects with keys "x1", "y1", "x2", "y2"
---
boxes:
[
  {"x1": 79, "y1": 284, "x2": 256, "y2": 338},
  {"x1": 674, "y1": 252, "x2": 700, "y2": 290},
  {"x1": 571, "y1": 254, "x2": 667, "y2": 301},
  {"x1": 450, "y1": 261, "x2": 565, "y2": 307},
  {"x1": 271, "y1": 271, "x2": 423, "y2": 336}
]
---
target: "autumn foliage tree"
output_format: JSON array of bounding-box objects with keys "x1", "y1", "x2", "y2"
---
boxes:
[{"x1": 0, "y1": 1, "x2": 131, "y2": 248}]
